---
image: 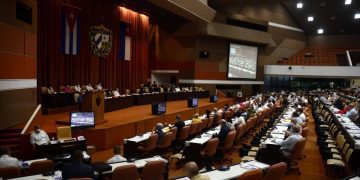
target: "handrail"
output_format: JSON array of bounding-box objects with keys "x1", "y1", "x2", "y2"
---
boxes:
[
  {"x1": 21, "y1": 104, "x2": 41, "y2": 134},
  {"x1": 346, "y1": 50, "x2": 352, "y2": 66}
]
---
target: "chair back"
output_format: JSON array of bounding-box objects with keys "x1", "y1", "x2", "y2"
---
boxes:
[
  {"x1": 170, "y1": 127, "x2": 177, "y2": 141},
  {"x1": 207, "y1": 117, "x2": 214, "y2": 129},
  {"x1": 204, "y1": 138, "x2": 219, "y2": 156},
  {"x1": 0, "y1": 166, "x2": 21, "y2": 179},
  {"x1": 189, "y1": 123, "x2": 198, "y2": 136},
  {"x1": 345, "y1": 148, "x2": 354, "y2": 163},
  {"x1": 125, "y1": 89, "x2": 130, "y2": 95},
  {"x1": 27, "y1": 160, "x2": 54, "y2": 175},
  {"x1": 41, "y1": 87, "x2": 48, "y2": 94},
  {"x1": 237, "y1": 168, "x2": 263, "y2": 180},
  {"x1": 142, "y1": 160, "x2": 166, "y2": 180},
  {"x1": 57, "y1": 126, "x2": 72, "y2": 140},
  {"x1": 263, "y1": 162, "x2": 287, "y2": 180},
  {"x1": 158, "y1": 132, "x2": 173, "y2": 150},
  {"x1": 223, "y1": 130, "x2": 236, "y2": 151},
  {"x1": 237, "y1": 123, "x2": 246, "y2": 140},
  {"x1": 301, "y1": 127, "x2": 309, "y2": 138},
  {"x1": 112, "y1": 164, "x2": 139, "y2": 180},
  {"x1": 178, "y1": 126, "x2": 190, "y2": 141},
  {"x1": 287, "y1": 138, "x2": 306, "y2": 159},
  {"x1": 196, "y1": 121, "x2": 204, "y2": 134},
  {"x1": 144, "y1": 134, "x2": 158, "y2": 152}
]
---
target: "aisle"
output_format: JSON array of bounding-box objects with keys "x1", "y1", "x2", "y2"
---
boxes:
[{"x1": 283, "y1": 105, "x2": 327, "y2": 180}]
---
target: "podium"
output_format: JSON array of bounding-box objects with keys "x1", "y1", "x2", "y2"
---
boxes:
[{"x1": 82, "y1": 90, "x2": 106, "y2": 124}]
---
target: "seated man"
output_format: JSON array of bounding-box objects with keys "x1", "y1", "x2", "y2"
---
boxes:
[
  {"x1": 184, "y1": 161, "x2": 210, "y2": 180},
  {"x1": 154, "y1": 123, "x2": 164, "y2": 145},
  {"x1": 0, "y1": 147, "x2": 21, "y2": 168},
  {"x1": 112, "y1": 88, "x2": 120, "y2": 97},
  {"x1": 279, "y1": 125, "x2": 303, "y2": 157},
  {"x1": 47, "y1": 86, "x2": 55, "y2": 94},
  {"x1": 85, "y1": 83, "x2": 94, "y2": 92},
  {"x1": 30, "y1": 125, "x2": 50, "y2": 146},
  {"x1": 107, "y1": 145, "x2": 126, "y2": 164},
  {"x1": 62, "y1": 150, "x2": 95, "y2": 179},
  {"x1": 217, "y1": 120, "x2": 230, "y2": 144},
  {"x1": 174, "y1": 115, "x2": 185, "y2": 138},
  {"x1": 96, "y1": 82, "x2": 102, "y2": 91},
  {"x1": 346, "y1": 103, "x2": 358, "y2": 121}
]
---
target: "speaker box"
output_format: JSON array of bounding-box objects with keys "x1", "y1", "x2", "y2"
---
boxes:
[{"x1": 199, "y1": 51, "x2": 209, "y2": 58}]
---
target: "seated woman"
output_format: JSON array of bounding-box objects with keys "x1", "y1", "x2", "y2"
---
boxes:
[
  {"x1": 63, "y1": 83, "x2": 71, "y2": 93},
  {"x1": 192, "y1": 113, "x2": 201, "y2": 123}
]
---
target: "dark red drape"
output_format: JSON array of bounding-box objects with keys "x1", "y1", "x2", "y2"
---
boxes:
[{"x1": 37, "y1": 0, "x2": 149, "y2": 93}]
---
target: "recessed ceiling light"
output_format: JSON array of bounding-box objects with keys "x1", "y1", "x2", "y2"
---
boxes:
[
  {"x1": 345, "y1": 0, "x2": 352, "y2": 5},
  {"x1": 355, "y1": 13, "x2": 360, "y2": 19},
  {"x1": 297, "y1": 2, "x2": 303, "y2": 8},
  {"x1": 308, "y1": 16, "x2": 314, "y2": 21},
  {"x1": 318, "y1": 28, "x2": 324, "y2": 34}
]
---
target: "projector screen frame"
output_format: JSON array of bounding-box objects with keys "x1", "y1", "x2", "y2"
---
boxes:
[{"x1": 227, "y1": 42, "x2": 259, "y2": 80}]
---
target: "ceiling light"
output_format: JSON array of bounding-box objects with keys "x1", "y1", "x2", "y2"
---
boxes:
[
  {"x1": 345, "y1": 0, "x2": 351, "y2": 5},
  {"x1": 297, "y1": 2, "x2": 303, "y2": 8},
  {"x1": 318, "y1": 28, "x2": 324, "y2": 34},
  {"x1": 308, "y1": 16, "x2": 314, "y2": 21},
  {"x1": 355, "y1": 13, "x2": 360, "y2": 19}
]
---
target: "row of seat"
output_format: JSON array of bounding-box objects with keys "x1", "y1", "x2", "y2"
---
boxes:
[
  {"x1": 312, "y1": 98, "x2": 356, "y2": 178},
  {"x1": 237, "y1": 162, "x2": 287, "y2": 180},
  {"x1": 241, "y1": 104, "x2": 310, "y2": 175},
  {"x1": 0, "y1": 160, "x2": 54, "y2": 179}
]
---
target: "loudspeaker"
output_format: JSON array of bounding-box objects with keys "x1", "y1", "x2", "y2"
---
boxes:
[{"x1": 199, "y1": 51, "x2": 209, "y2": 58}]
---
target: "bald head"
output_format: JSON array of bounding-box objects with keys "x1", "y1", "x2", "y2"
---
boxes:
[
  {"x1": 184, "y1": 162, "x2": 199, "y2": 178},
  {"x1": 292, "y1": 125, "x2": 301, "y2": 134}
]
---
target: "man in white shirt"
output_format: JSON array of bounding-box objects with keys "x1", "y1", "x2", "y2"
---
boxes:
[
  {"x1": 85, "y1": 83, "x2": 93, "y2": 92},
  {"x1": 346, "y1": 103, "x2": 358, "y2": 121},
  {"x1": 96, "y1": 83, "x2": 102, "y2": 91},
  {"x1": 0, "y1": 147, "x2": 21, "y2": 168},
  {"x1": 277, "y1": 125, "x2": 303, "y2": 157},
  {"x1": 112, "y1": 88, "x2": 120, "y2": 97},
  {"x1": 107, "y1": 145, "x2": 126, "y2": 164},
  {"x1": 30, "y1": 125, "x2": 50, "y2": 146},
  {"x1": 75, "y1": 83, "x2": 82, "y2": 93}
]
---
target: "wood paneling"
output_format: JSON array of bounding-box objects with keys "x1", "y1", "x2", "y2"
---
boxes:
[
  {"x1": 0, "y1": 23, "x2": 37, "y2": 79},
  {"x1": 0, "y1": 88, "x2": 37, "y2": 130}
]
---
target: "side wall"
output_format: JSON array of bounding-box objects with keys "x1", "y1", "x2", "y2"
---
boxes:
[{"x1": 0, "y1": 0, "x2": 37, "y2": 130}]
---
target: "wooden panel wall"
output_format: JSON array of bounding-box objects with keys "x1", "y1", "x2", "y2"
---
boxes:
[{"x1": 0, "y1": 0, "x2": 37, "y2": 130}]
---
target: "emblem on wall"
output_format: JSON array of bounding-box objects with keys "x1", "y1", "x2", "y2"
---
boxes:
[{"x1": 89, "y1": 25, "x2": 113, "y2": 58}]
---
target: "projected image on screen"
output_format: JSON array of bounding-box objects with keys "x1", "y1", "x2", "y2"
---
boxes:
[{"x1": 228, "y1": 43, "x2": 258, "y2": 79}]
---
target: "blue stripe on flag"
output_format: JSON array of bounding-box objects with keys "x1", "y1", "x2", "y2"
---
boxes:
[
  {"x1": 61, "y1": 13, "x2": 66, "y2": 53},
  {"x1": 119, "y1": 23, "x2": 125, "y2": 60},
  {"x1": 69, "y1": 27, "x2": 73, "y2": 55},
  {"x1": 76, "y1": 15, "x2": 80, "y2": 54}
]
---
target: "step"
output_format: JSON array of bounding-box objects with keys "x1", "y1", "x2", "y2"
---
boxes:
[
  {"x1": 0, "y1": 133, "x2": 21, "y2": 139},
  {"x1": 0, "y1": 138, "x2": 20, "y2": 144},
  {"x1": 0, "y1": 129, "x2": 22, "y2": 134}
]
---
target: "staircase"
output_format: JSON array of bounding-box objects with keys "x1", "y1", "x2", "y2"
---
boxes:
[{"x1": 0, "y1": 129, "x2": 22, "y2": 158}]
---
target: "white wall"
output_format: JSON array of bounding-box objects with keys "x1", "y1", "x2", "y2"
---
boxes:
[
  {"x1": 0, "y1": 79, "x2": 37, "y2": 91},
  {"x1": 264, "y1": 65, "x2": 360, "y2": 78}
]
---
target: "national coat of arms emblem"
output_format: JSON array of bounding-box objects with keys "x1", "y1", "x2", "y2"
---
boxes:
[{"x1": 89, "y1": 25, "x2": 113, "y2": 58}]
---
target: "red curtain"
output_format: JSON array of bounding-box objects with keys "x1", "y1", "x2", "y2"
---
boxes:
[{"x1": 37, "y1": 0, "x2": 149, "y2": 94}]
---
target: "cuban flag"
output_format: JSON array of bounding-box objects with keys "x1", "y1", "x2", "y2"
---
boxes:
[
  {"x1": 61, "y1": 4, "x2": 81, "y2": 55},
  {"x1": 119, "y1": 22, "x2": 131, "y2": 61}
]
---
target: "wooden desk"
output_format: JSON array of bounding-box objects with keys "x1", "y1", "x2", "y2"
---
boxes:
[
  {"x1": 35, "y1": 140, "x2": 86, "y2": 159},
  {"x1": 104, "y1": 96, "x2": 134, "y2": 112},
  {"x1": 133, "y1": 93, "x2": 165, "y2": 105}
]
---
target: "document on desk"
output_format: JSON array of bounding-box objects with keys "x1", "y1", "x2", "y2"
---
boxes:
[
  {"x1": 126, "y1": 132, "x2": 151, "y2": 143},
  {"x1": 190, "y1": 134, "x2": 213, "y2": 145},
  {"x1": 244, "y1": 161, "x2": 270, "y2": 169}
]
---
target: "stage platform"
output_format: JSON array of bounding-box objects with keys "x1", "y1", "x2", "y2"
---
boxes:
[{"x1": 24, "y1": 97, "x2": 233, "y2": 151}]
